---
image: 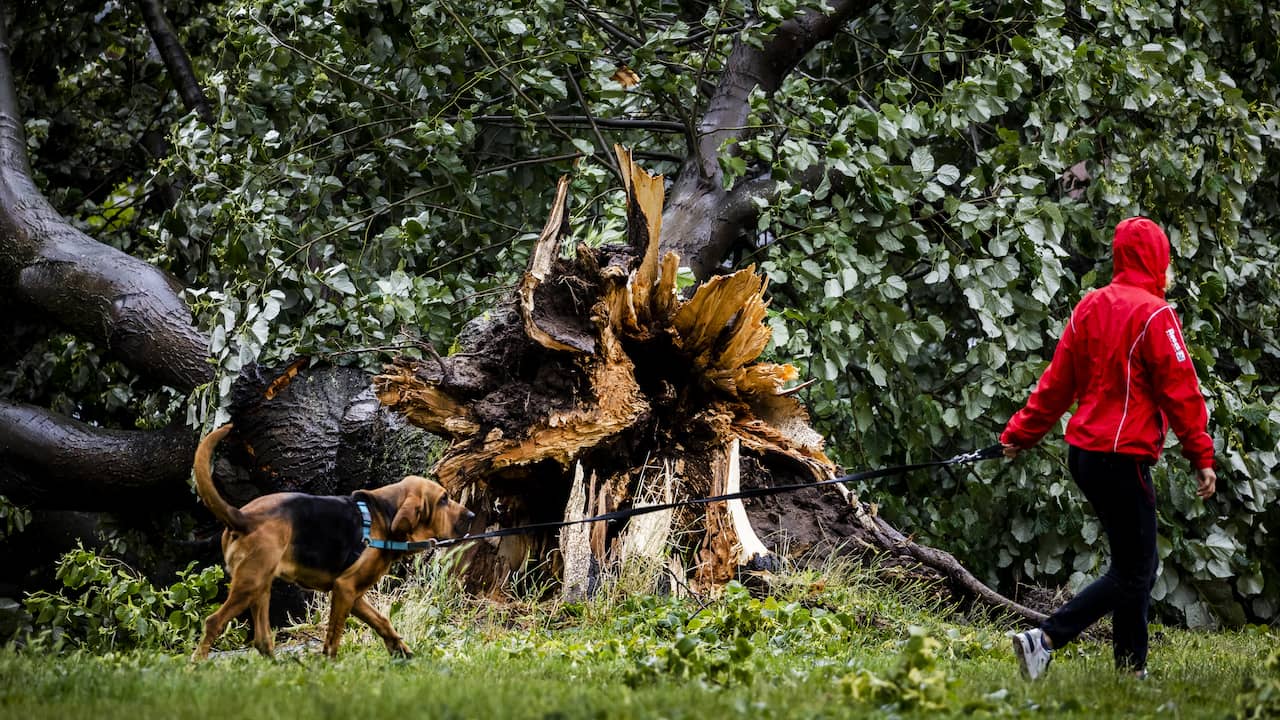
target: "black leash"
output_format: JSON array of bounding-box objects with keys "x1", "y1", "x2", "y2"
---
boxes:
[{"x1": 362, "y1": 444, "x2": 1006, "y2": 551}]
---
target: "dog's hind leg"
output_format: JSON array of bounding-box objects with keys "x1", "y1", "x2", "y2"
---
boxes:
[
  {"x1": 193, "y1": 538, "x2": 280, "y2": 661},
  {"x1": 352, "y1": 595, "x2": 412, "y2": 658},
  {"x1": 193, "y1": 582, "x2": 260, "y2": 661},
  {"x1": 250, "y1": 592, "x2": 274, "y2": 657}
]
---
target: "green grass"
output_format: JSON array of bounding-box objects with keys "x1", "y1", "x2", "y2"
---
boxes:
[{"x1": 0, "y1": 556, "x2": 1273, "y2": 719}]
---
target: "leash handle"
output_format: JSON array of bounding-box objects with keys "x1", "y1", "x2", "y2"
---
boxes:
[{"x1": 967, "y1": 444, "x2": 1006, "y2": 461}]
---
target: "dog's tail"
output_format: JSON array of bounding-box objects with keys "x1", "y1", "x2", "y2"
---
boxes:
[{"x1": 193, "y1": 423, "x2": 251, "y2": 533}]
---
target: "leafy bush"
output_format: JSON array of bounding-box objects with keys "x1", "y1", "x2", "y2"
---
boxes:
[
  {"x1": 1235, "y1": 648, "x2": 1280, "y2": 720},
  {"x1": 742, "y1": 0, "x2": 1280, "y2": 628},
  {"x1": 526, "y1": 583, "x2": 964, "y2": 708},
  {"x1": 21, "y1": 546, "x2": 234, "y2": 652},
  {"x1": 502, "y1": 581, "x2": 873, "y2": 687},
  {"x1": 617, "y1": 582, "x2": 868, "y2": 686},
  {"x1": 840, "y1": 627, "x2": 953, "y2": 712}
]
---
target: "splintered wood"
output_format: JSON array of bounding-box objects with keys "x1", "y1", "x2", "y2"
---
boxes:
[
  {"x1": 695, "y1": 439, "x2": 771, "y2": 592},
  {"x1": 372, "y1": 145, "x2": 835, "y2": 596},
  {"x1": 559, "y1": 462, "x2": 598, "y2": 602}
]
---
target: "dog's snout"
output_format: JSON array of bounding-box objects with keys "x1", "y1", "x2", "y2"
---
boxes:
[{"x1": 453, "y1": 509, "x2": 476, "y2": 536}]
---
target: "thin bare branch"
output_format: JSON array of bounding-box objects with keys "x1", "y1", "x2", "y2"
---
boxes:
[
  {"x1": 475, "y1": 114, "x2": 687, "y2": 134},
  {"x1": 568, "y1": 0, "x2": 643, "y2": 49},
  {"x1": 475, "y1": 152, "x2": 585, "y2": 177},
  {"x1": 566, "y1": 65, "x2": 623, "y2": 183},
  {"x1": 136, "y1": 0, "x2": 214, "y2": 123}
]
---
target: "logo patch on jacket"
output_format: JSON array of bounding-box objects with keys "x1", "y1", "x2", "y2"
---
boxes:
[{"x1": 1165, "y1": 328, "x2": 1187, "y2": 362}]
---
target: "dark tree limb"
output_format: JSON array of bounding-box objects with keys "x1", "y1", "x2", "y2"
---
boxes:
[
  {"x1": 224, "y1": 363, "x2": 442, "y2": 502},
  {"x1": 0, "y1": 362, "x2": 441, "y2": 513},
  {"x1": 474, "y1": 115, "x2": 687, "y2": 133},
  {"x1": 0, "y1": 15, "x2": 211, "y2": 391},
  {"x1": 662, "y1": 0, "x2": 871, "y2": 278},
  {"x1": 705, "y1": 163, "x2": 836, "y2": 270},
  {"x1": 0, "y1": 400, "x2": 197, "y2": 511},
  {"x1": 136, "y1": 0, "x2": 214, "y2": 124},
  {"x1": 691, "y1": 1, "x2": 871, "y2": 178},
  {"x1": 862, "y1": 506, "x2": 1049, "y2": 624}
]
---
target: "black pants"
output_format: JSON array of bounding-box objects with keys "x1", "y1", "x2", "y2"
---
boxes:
[{"x1": 1040, "y1": 446, "x2": 1158, "y2": 670}]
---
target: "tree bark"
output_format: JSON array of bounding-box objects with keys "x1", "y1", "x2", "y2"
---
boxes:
[
  {"x1": 136, "y1": 0, "x2": 214, "y2": 124},
  {"x1": 0, "y1": 14, "x2": 211, "y2": 392},
  {"x1": 0, "y1": 400, "x2": 196, "y2": 511},
  {"x1": 222, "y1": 362, "x2": 443, "y2": 503},
  {"x1": 0, "y1": 363, "x2": 441, "y2": 512},
  {"x1": 661, "y1": 0, "x2": 870, "y2": 278}
]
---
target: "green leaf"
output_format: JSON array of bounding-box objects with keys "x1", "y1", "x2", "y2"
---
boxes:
[
  {"x1": 675, "y1": 635, "x2": 698, "y2": 657},
  {"x1": 881, "y1": 275, "x2": 908, "y2": 299},
  {"x1": 910, "y1": 147, "x2": 934, "y2": 174},
  {"x1": 326, "y1": 273, "x2": 357, "y2": 296},
  {"x1": 1237, "y1": 572, "x2": 1264, "y2": 596}
]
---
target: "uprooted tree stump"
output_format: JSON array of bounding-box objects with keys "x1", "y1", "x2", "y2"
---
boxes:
[{"x1": 374, "y1": 148, "x2": 1045, "y2": 622}]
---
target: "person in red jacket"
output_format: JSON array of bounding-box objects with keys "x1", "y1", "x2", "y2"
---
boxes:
[{"x1": 1002, "y1": 216, "x2": 1217, "y2": 681}]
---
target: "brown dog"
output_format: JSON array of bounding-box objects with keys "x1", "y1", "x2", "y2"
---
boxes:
[{"x1": 191, "y1": 423, "x2": 474, "y2": 660}]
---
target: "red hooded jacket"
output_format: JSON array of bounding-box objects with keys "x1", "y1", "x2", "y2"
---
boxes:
[{"x1": 1001, "y1": 217, "x2": 1214, "y2": 470}]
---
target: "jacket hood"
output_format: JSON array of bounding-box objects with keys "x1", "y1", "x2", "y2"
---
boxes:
[{"x1": 1112, "y1": 216, "x2": 1170, "y2": 297}]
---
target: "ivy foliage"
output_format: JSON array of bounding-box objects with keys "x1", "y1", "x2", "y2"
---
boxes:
[
  {"x1": 7, "y1": 0, "x2": 1278, "y2": 625},
  {"x1": 20, "y1": 547, "x2": 234, "y2": 652},
  {"x1": 736, "y1": 0, "x2": 1280, "y2": 629}
]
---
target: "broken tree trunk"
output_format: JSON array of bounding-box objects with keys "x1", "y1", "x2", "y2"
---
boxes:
[{"x1": 375, "y1": 148, "x2": 1044, "y2": 623}]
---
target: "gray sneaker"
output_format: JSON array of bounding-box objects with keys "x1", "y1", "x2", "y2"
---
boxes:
[{"x1": 1011, "y1": 628, "x2": 1053, "y2": 680}]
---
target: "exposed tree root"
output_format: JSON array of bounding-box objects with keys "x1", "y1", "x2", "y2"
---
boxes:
[{"x1": 374, "y1": 149, "x2": 1041, "y2": 622}]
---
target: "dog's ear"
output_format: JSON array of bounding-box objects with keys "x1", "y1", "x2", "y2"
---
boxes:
[{"x1": 391, "y1": 491, "x2": 423, "y2": 537}]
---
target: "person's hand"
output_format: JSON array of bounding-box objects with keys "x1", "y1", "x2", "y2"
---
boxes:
[
  {"x1": 1002, "y1": 442, "x2": 1021, "y2": 459},
  {"x1": 1195, "y1": 467, "x2": 1216, "y2": 499}
]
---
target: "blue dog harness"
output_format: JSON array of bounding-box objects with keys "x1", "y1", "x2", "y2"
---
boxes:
[{"x1": 356, "y1": 500, "x2": 429, "y2": 552}]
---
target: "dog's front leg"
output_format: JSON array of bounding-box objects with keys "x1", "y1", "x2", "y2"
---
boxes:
[
  {"x1": 324, "y1": 581, "x2": 358, "y2": 658},
  {"x1": 352, "y1": 595, "x2": 412, "y2": 658}
]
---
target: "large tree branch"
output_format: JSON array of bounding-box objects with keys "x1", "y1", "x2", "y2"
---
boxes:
[
  {"x1": 0, "y1": 15, "x2": 211, "y2": 391},
  {"x1": 0, "y1": 401, "x2": 197, "y2": 511},
  {"x1": 662, "y1": 0, "x2": 870, "y2": 278},
  {"x1": 669, "y1": 164, "x2": 836, "y2": 280},
  {"x1": 0, "y1": 363, "x2": 442, "y2": 512},
  {"x1": 690, "y1": 2, "x2": 868, "y2": 181},
  {"x1": 136, "y1": 0, "x2": 214, "y2": 124},
  {"x1": 864, "y1": 508, "x2": 1049, "y2": 624}
]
